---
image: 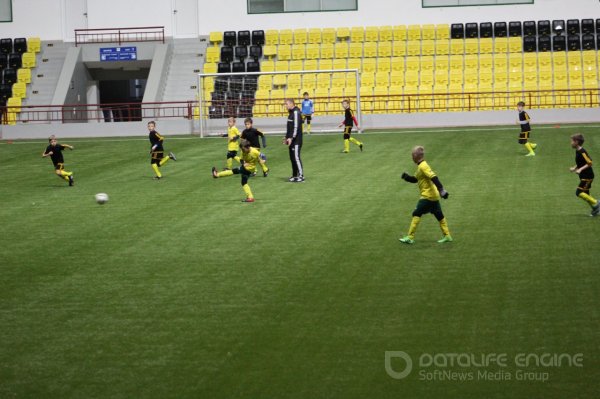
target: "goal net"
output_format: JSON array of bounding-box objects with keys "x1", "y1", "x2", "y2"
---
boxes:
[{"x1": 197, "y1": 69, "x2": 362, "y2": 137}]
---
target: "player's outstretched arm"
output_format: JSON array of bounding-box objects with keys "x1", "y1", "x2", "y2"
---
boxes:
[{"x1": 401, "y1": 172, "x2": 418, "y2": 183}]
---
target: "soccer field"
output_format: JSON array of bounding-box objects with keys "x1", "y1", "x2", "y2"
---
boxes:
[{"x1": 1, "y1": 125, "x2": 599, "y2": 398}]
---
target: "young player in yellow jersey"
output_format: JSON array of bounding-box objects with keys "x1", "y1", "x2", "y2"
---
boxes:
[
  {"x1": 399, "y1": 146, "x2": 452, "y2": 244},
  {"x1": 224, "y1": 117, "x2": 241, "y2": 170},
  {"x1": 212, "y1": 139, "x2": 265, "y2": 203}
]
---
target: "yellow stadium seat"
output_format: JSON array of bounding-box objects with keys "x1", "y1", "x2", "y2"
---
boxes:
[
  {"x1": 293, "y1": 29, "x2": 307, "y2": 45},
  {"x1": 433, "y1": 85, "x2": 449, "y2": 111},
  {"x1": 334, "y1": 42, "x2": 348, "y2": 58},
  {"x1": 406, "y1": 56, "x2": 420, "y2": 71},
  {"x1": 450, "y1": 40, "x2": 464, "y2": 55},
  {"x1": 448, "y1": 83, "x2": 464, "y2": 111},
  {"x1": 568, "y1": 52, "x2": 582, "y2": 67},
  {"x1": 378, "y1": 42, "x2": 392, "y2": 57},
  {"x1": 360, "y1": 86, "x2": 373, "y2": 113},
  {"x1": 407, "y1": 25, "x2": 421, "y2": 41},
  {"x1": 509, "y1": 68, "x2": 523, "y2": 83},
  {"x1": 509, "y1": 53, "x2": 523, "y2": 68},
  {"x1": 17, "y1": 67, "x2": 31, "y2": 84},
  {"x1": 209, "y1": 31, "x2": 223, "y2": 46},
  {"x1": 435, "y1": 56, "x2": 449, "y2": 70},
  {"x1": 422, "y1": 24, "x2": 435, "y2": 40},
  {"x1": 449, "y1": 70, "x2": 464, "y2": 85},
  {"x1": 433, "y1": 40, "x2": 448, "y2": 57},
  {"x1": 306, "y1": 44, "x2": 320, "y2": 60},
  {"x1": 271, "y1": 88, "x2": 285, "y2": 101},
  {"x1": 315, "y1": 74, "x2": 330, "y2": 89},
  {"x1": 261, "y1": 60, "x2": 275, "y2": 72},
  {"x1": 362, "y1": 59, "x2": 377, "y2": 73},
  {"x1": 21, "y1": 52, "x2": 36, "y2": 69},
  {"x1": 494, "y1": 38, "x2": 508, "y2": 53},
  {"x1": 523, "y1": 53, "x2": 537, "y2": 68},
  {"x1": 495, "y1": 60, "x2": 509, "y2": 76},
  {"x1": 278, "y1": 45, "x2": 291, "y2": 61},
  {"x1": 347, "y1": 58, "x2": 362, "y2": 71},
  {"x1": 422, "y1": 40, "x2": 435, "y2": 56},
  {"x1": 333, "y1": 59, "x2": 347, "y2": 70},
  {"x1": 27, "y1": 37, "x2": 41, "y2": 53},
  {"x1": 584, "y1": 79, "x2": 598, "y2": 90},
  {"x1": 279, "y1": 29, "x2": 293, "y2": 45},
  {"x1": 392, "y1": 42, "x2": 406, "y2": 57},
  {"x1": 373, "y1": 86, "x2": 389, "y2": 112},
  {"x1": 304, "y1": 59, "x2": 318, "y2": 70},
  {"x1": 348, "y1": 43, "x2": 362, "y2": 58},
  {"x1": 538, "y1": 52, "x2": 552, "y2": 67},
  {"x1": 289, "y1": 60, "x2": 303, "y2": 71},
  {"x1": 376, "y1": 72, "x2": 390, "y2": 87},
  {"x1": 291, "y1": 45, "x2": 305, "y2": 60},
  {"x1": 362, "y1": 73, "x2": 375, "y2": 88},
  {"x1": 322, "y1": 28, "x2": 336, "y2": 44},
  {"x1": 319, "y1": 59, "x2": 333, "y2": 70},
  {"x1": 407, "y1": 41, "x2": 421, "y2": 56},
  {"x1": 464, "y1": 69, "x2": 478, "y2": 84},
  {"x1": 405, "y1": 71, "x2": 419, "y2": 86},
  {"x1": 365, "y1": 26, "x2": 379, "y2": 42},
  {"x1": 321, "y1": 43, "x2": 334, "y2": 59},
  {"x1": 479, "y1": 38, "x2": 493, "y2": 54},
  {"x1": 265, "y1": 30, "x2": 279, "y2": 45},
  {"x1": 583, "y1": 64, "x2": 598, "y2": 80},
  {"x1": 390, "y1": 71, "x2": 405, "y2": 86},
  {"x1": 465, "y1": 39, "x2": 478, "y2": 55},
  {"x1": 582, "y1": 51, "x2": 596, "y2": 65},
  {"x1": 351, "y1": 26, "x2": 365, "y2": 42},
  {"x1": 421, "y1": 56, "x2": 434, "y2": 71},
  {"x1": 379, "y1": 26, "x2": 393, "y2": 42},
  {"x1": 435, "y1": 69, "x2": 449, "y2": 85},
  {"x1": 336, "y1": 27, "x2": 350, "y2": 41},
  {"x1": 302, "y1": 74, "x2": 317, "y2": 89},
  {"x1": 508, "y1": 37, "x2": 522, "y2": 53},
  {"x1": 450, "y1": 55, "x2": 463, "y2": 70},
  {"x1": 203, "y1": 63, "x2": 217, "y2": 74},
  {"x1": 346, "y1": 72, "x2": 358, "y2": 87},
  {"x1": 364, "y1": 42, "x2": 377, "y2": 58},
  {"x1": 377, "y1": 58, "x2": 391, "y2": 73},
  {"x1": 388, "y1": 85, "x2": 403, "y2": 112},
  {"x1": 263, "y1": 45, "x2": 277, "y2": 59},
  {"x1": 393, "y1": 25, "x2": 407, "y2": 41},
  {"x1": 554, "y1": 53, "x2": 567, "y2": 68},
  {"x1": 287, "y1": 75, "x2": 301, "y2": 90},
  {"x1": 435, "y1": 24, "x2": 450, "y2": 40},
  {"x1": 308, "y1": 28, "x2": 322, "y2": 44},
  {"x1": 420, "y1": 71, "x2": 435, "y2": 87},
  {"x1": 7, "y1": 96, "x2": 22, "y2": 113},
  {"x1": 494, "y1": 71, "x2": 508, "y2": 87},
  {"x1": 391, "y1": 57, "x2": 404, "y2": 72},
  {"x1": 330, "y1": 87, "x2": 345, "y2": 101},
  {"x1": 275, "y1": 61, "x2": 289, "y2": 72},
  {"x1": 273, "y1": 75, "x2": 287, "y2": 86},
  {"x1": 569, "y1": 65, "x2": 583, "y2": 83},
  {"x1": 523, "y1": 79, "x2": 538, "y2": 91},
  {"x1": 465, "y1": 55, "x2": 478, "y2": 69},
  {"x1": 12, "y1": 82, "x2": 26, "y2": 99},
  {"x1": 205, "y1": 47, "x2": 219, "y2": 63}
]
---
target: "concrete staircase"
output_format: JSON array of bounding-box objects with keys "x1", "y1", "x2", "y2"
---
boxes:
[
  {"x1": 161, "y1": 37, "x2": 207, "y2": 102},
  {"x1": 25, "y1": 41, "x2": 71, "y2": 106}
]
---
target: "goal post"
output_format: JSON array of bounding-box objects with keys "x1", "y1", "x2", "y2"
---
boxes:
[{"x1": 197, "y1": 69, "x2": 362, "y2": 138}]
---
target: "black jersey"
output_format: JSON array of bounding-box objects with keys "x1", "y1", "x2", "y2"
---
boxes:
[
  {"x1": 518, "y1": 110, "x2": 531, "y2": 132},
  {"x1": 344, "y1": 108, "x2": 356, "y2": 127},
  {"x1": 149, "y1": 130, "x2": 164, "y2": 151},
  {"x1": 44, "y1": 144, "x2": 67, "y2": 165},
  {"x1": 241, "y1": 127, "x2": 264, "y2": 149},
  {"x1": 576, "y1": 147, "x2": 594, "y2": 179},
  {"x1": 286, "y1": 106, "x2": 303, "y2": 146}
]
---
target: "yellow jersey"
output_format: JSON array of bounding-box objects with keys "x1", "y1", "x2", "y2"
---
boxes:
[
  {"x1": 415, "y1": 160, "x2": 440, "y2": 201},
  {"x1": 241, "y1": 147, "x2": 261, "y2": 173},
  {"x1": 227, "y1": 126, "x2": 240, "y2": 151}
]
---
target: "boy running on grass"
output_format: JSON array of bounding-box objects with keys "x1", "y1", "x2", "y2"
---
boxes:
[
  {"x1": 241, "y1": 117, "x2": 269, "y2": 177},
  {"x1": 516, "y1": 101, "x2": 537, "y2": 157},
  {"x1": 570, "y1": 133, "x2": 600, "y2": 216},
  {"x1": 338, "y1": 99, "x2": 363, "y2": 153},
  {"x1": 399, "y1": 146, "x2": 452, "y2": 244},
  {"x1": 224, "y1": 117, "x2": 241, "y2": 170},
  {"x1": 42, "y1": 135, "x2": 74, "y2": 186},
  {"x1": 148, "y1": 121, "x2": 176, "y2": 180},
  {"x1": 212, "y1": 139, "x2": 265, "y2": 203}
]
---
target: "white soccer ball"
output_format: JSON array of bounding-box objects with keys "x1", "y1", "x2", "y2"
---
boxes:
[{"x1": 95, "y1": 193, "x2": 109, "y2": 204}]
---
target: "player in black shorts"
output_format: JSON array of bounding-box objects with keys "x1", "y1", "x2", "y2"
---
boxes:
[
  {"x1": 241, "y1": 117, "x2": 269, "y2": 177},
  {"x1": 148, "y1": 121, "x2": 176, "y2": 180},
  {"x1": 42, "y1": 135, "x2": 74, "y2": 186},
  {"x1": 516, "y1": 101, "x2": 537, "y2": 157},
  {"x1": 570, "y1": 133, "x2": 600, "y2": 216}
]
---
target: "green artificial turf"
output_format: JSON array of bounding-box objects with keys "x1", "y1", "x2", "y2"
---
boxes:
[{"x1": 0, "y1": 125, "x2": 599, "y2": 398}]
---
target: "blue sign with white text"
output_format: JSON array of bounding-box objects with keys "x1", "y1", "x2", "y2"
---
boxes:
[{"x1": 100, "y1": 47, "x2": 137, "y2": 61}]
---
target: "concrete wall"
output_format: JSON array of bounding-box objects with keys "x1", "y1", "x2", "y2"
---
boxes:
[{"x1": 1, "y1": 0, "x2": 598, "y2": 41}]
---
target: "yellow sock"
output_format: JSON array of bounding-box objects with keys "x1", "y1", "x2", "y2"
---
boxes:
[
  {"x1": 407, "y1": 216, "x2": 421, "y2": 239},
  {"x1": 152, "y1": 163, "x2": 162, "y2": 177},
  {"x1": 578, "y1": 192, "x2": 598, "y2": 206},
  {"x1": 159, "y1": 157, "x2": 169, "y2": 166},
  {"x1": 59, "y1": 170, "x2": 71, "y2": 181},
  {"x1": 226, "y1": 158, "x2": 233, "y2": 169},
  {"x1": 261, "y1": 162, "x2": 268, "y2": 173},
  {"x1": 530, "y1": 142, "x2": 537, "y2": 149},
  {"x1": 234, "y1": 156, "x2": 241, "y2": 162},
  {"x1": 524, "y1": 142, "x2": 534, "y2": 154},
  {"x1": 439, "y1": 218, "x2": 450, "y2": 237},
  {"x1": 307, "y1": 124, "x2": 311, "y2": 133},
  {"x1": 344, "y1": 139, "x2": 350, "y2": 152},
  {"x1": 217, "y1": 169, "x2": 234, "y2": 178},
  {"x1": 349, "y1": 137, "x2": 361, "y2": 146},
  {"x1": 243, "y1": 184, "x2": 254, "y2": 199}
]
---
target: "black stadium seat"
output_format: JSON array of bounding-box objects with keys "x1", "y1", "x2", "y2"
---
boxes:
[
  {"x1": 251, "y1": 30, "x2": 264, "y2": 46},
  {"x1": 234, "y1": 45, "x2": 247, "y2": 61},
  {"x1": 523, "y1": 21, "x2": 536, "y2": 36},
  {"x1": 509, "y1": 21, "x2": 522, "y2": 37},
  {"x1": 0, "y1": 83, "x2": 12, "y2": 101},
  {"x1": 567, "y1": 19, "x2": 580, "y2": 35},
  {"x1": 582, "y1": 34, "x2": 596, "y2": 50},
  {"x1": 479, "y1": 22, "x2": 493, "y2": 38},
  {"x1": 8, "y1": 53, "x2": 21, "y2": 69},
  {"x1": 217, "y1": 62, "x2": 231, "y2": 74},
  {"x1": 465, "y1": 23, "x2": 478, "y2": 38},
  {"x1": 552, "y1": 35, "x2": 566, "y2": 51},
  {"x1": 538, "y1": 35, "x2": 551, "y2": 52},
  {"x1": 246, "y1": 61, "x2": 260, "y2": 73},
  {"x1": 0, "y1": 54, "x2": 8, "y2": 69},
  {"x1": 220, "y1": 46, "x2": 233, "y2": 63},
  {"x1": 232, "y1": 61, "x2": 245, "y2": 73},
  {"x1": 537, "y1": 20, "x2": 551, "y2": 36},
  {"x1": 451, "y1": 23, "x2": 464, "y2": 39},
  {"x1": 223, "y1": 31, "x2": 236, "y2": 47},
  {"x1": 581, "y1": 19, "x2": 594, "y2": 34},
  {"x1": 2, "y1": 68, "x2": 16, "y2": 85},
  {"x1": 567, "y1": 35, "x2": 581, "y2": 51},
  {"x1": 494, "y1": 22, "x2": 507, "y2": 37},
  {"x1": 0, "y1": 38, "x2": 12, "y2": 55},
  {"x1": 523, "y1": 36, "x2": 536, "y2": 52},
  {"x1": 249, "y1": 45, "x2": 262, "y2": 61},
  {"x1": 13, "y1": 38, "x2": 27, "y2": 54},
  {"x1": 237, "y1": 30, "x2": 251, "y2": 46},
  {"x1": 552, "y1": 20, "x2": 565, "y2": 35}
]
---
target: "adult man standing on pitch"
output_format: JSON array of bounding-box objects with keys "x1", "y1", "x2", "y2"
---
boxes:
[{"x1": 284, "y1": 99, "x2": 304, "y2": 182}]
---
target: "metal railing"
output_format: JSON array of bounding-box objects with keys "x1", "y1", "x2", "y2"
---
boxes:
[
  {"x1": 1, "y1": 101, "x2": 195, "y2": 124},
  {"x1": 75, "y1": 26, "x2": 165, "y2": 46}
]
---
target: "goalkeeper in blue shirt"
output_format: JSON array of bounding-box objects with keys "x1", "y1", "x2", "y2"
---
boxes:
[{"x1": 301, "y1": 92, "x2": 314, "y2": 134}]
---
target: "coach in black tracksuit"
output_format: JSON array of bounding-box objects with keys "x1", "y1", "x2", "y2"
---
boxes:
[{"x1": 284, "y1": 99, "x2": 304, "y2": 182}]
